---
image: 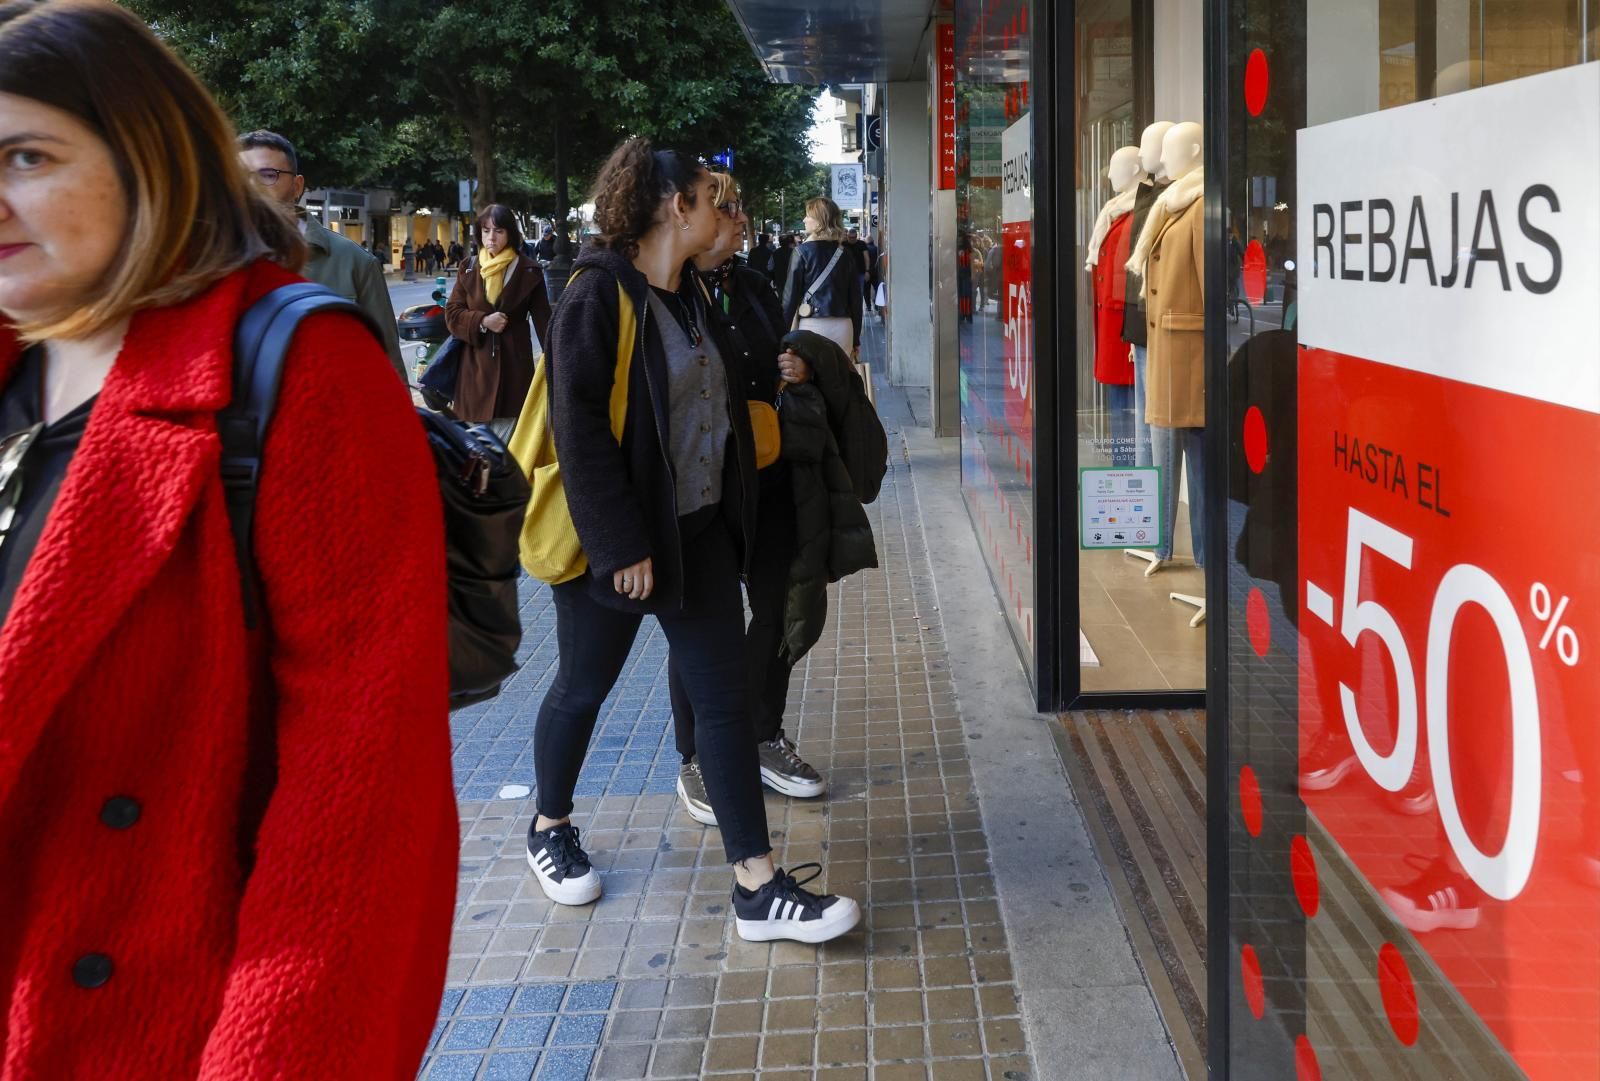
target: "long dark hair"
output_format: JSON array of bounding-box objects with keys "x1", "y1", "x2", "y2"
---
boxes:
[
  {"x1": 475, "y1": 204, "x2": 523, "y2": 254},
  {"x1": 589, "y1": 138, "x2": 705, "y2": 260},
  {"x1": 0, "y1": 0, "x2": 304, "y2": 341}
]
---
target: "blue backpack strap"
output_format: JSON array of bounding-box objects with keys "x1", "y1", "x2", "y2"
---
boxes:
[{"x1": 222, "y1": 282, "x2": 380, "y2": 628}]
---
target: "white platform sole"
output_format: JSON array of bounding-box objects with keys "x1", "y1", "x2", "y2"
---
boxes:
[
  {"x1": 526, "y1": 849, "x2": 602, "y2": 906},
  {"x1": 760, "y1": 765, "x2": 826, "y2": 799},
  {"x1": 736, "y1": 895, "x2": 861, "y2": 944},
  {"x1": 676, "y1": 777, "x2": 720, "y2": 827}
]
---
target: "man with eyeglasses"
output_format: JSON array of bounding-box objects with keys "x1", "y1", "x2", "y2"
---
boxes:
[{"x1": 238, "y1": 130, "x2": 406, "y2": 382}]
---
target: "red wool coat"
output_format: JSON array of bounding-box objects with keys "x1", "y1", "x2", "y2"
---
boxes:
[
  {"x1": 0, "y1": 262, "x2": 458, "y2": 1079},
  {"x1": 1091, "y1": 212, "x2": 1135, "y2": 385}
]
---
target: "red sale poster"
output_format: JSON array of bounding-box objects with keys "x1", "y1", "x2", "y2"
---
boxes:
[
  {"x1": 1000, "y1": 113, "x2": 1031, "y2": 441},
  {"x1": 1294, "y1": 63, "x2": 1600, "y2": 1077}
]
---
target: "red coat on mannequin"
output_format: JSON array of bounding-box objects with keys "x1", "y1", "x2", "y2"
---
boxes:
[
  {"x1": 0, "y1": 261, "x2": 457, "y2": 1079},
  {"x1": 1091, "y1": 212, "x2": 1135, "y2": 385}
]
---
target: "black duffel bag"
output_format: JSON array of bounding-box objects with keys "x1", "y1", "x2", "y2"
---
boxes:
[{"x1": 222, "y1": 283, "x2": 531, "y2": 710}]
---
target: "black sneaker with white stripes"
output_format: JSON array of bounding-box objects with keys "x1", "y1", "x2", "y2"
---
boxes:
[
  {"x1": 526, "y1": 822, "x2": 602, "y2": 906},
  {"x1": 732, "y1": 863, "x2": 860, "y2": 944}
]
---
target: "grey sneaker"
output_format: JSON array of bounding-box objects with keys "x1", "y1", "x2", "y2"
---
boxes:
[
  {"x1": 758, "y1": 736, "x2": 825, "y2": 798},
  {"x1": 677, "y1": 760, "x2": 718, "y2": 826}
]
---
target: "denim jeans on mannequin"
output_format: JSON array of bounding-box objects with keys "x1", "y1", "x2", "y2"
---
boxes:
[
  {"x1": 1150, "y1": 424, "x2": 1206, "y2": 565},
  {"x1": 1105, "y1": 382, "x2": 1135, "y2": 468},
  {"x1": 1131, "y1": 345, "x2": 1154, "y2": 468}
]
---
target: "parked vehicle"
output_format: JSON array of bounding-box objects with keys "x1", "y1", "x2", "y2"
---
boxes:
[{"x1": 398, "y1": 276, "x2": 450, "y2": 383}]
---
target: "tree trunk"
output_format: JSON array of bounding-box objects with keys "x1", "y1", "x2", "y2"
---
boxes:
[
  {"x1": 553, "y1": 118, "x2": 571, "y2": 258},
  {"x1": 466, "y1": 91, "x2": 497, "y2": 207}
]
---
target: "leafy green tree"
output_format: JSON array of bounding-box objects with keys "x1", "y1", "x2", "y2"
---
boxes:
[{"x1": 129, "y1": 0, "x2": 822, "y2": 240}]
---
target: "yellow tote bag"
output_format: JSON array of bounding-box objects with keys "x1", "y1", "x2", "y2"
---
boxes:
[{"x1": 509, "y1": 280, "x2": 636, "y2": 584}]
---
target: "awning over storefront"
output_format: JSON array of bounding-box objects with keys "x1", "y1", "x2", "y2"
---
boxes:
[{"x1": 722, "y1": 0, "x2": 943, "y2": 83}]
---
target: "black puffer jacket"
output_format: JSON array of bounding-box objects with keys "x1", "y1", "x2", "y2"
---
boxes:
[
  {"x1": 776, "y1": 330, "x2": 889, "y2": 663},
  {"x1": 780, "y1": 239, "x2": 865, "y2": 348},
  {"x1": 547, "y1": 246, "x2": 758, "y2": 614}
]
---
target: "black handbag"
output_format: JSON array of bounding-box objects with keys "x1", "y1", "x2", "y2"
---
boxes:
[
  {"x1": 222, "y1": 283, "x2": 531, "y2": 710},
  {"x1": 418, "y1": 334, "x2": 464, "y2": 403}
]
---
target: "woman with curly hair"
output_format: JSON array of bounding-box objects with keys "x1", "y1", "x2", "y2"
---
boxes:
[{"x1": 526, "y1": 139, "x2": 859, "y2": 945}]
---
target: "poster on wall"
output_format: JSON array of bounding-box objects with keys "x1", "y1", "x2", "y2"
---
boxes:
[
  {"x1": 1000, "y1": 112, "x2": 1032, "y2": 442},
  {"x1": 830, "y1": 163, "x2": 864, "y2": 211},
  {"x1": 1295, "y1": 62, "x2": 1599, "y2": 1076}
]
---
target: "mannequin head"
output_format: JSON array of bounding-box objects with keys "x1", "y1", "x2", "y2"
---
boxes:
[
  {"x1": 1107, "y1": 146, "x2": 1144, "y2": 194},
  {"x1": 1138, "y1": 122, "x2": 1174, "y2": 177},
  {"x1": 1160, "y1": 122, "x2": 1203, "y2": 182}
]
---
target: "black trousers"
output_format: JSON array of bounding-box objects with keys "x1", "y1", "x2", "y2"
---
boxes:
[
  {"x1": 670, "y1": 477, "x2": 798, "y2": 761},
  {"x1": 533, "y1": 511, "x2": 771, "y2": 863}
]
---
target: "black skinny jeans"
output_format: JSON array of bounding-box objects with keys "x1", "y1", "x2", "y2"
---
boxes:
[
  {"x1": 533, "y1": 510, "x2": 771, "y2": 864},
  {"x1": 670, "y1": 474, "x2": 798, "y2": 761}
]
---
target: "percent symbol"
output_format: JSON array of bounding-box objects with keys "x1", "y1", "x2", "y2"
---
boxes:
[{"x1": 1529, "y1": 582, "x2": 1580, "y2": 666}]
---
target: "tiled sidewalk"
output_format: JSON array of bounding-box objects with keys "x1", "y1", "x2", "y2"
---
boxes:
[{"x1": 422, "y1": 388, "x2": 1038, "y2": 1080}]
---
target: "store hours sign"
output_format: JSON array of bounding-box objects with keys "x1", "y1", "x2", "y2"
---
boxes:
[{"x1": 1296, "y1": 62, "x2": 1598, "y2": 1076}]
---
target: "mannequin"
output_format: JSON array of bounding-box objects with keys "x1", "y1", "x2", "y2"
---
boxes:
[
  {"x1": 1121, "y1": 121, "x2": 1173, "y2": 472},
  {"x1": 1086, "y1": 146, "x2": 1143, "y2": 467},
  {"x1": 1127, "y1": 122, "x2": 1206, "y2": 620}
]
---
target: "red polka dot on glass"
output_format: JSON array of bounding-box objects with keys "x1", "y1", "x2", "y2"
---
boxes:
[
  {"x1": 1378, "y1": 943, "x2": 1420, "y2": 1045},
  {"x1": 1291, "y1": 834, "x2": 1320, "y2": 917},
  {"x1": 1239, "y1": 765, "x2": 1263, "y2": 837},
  {"x1": 1244, "y1": 48, "x2": 1270, "y2": 116},
  {"x1": 1243, "y1": 405, "x2": 1268, "y2": 473},
  {"x1": 1246, "y1": 588, "x2": 1271, "y2": 657},
  {"x1": 1295, "y1": 1035, "x2": 1322, "y2": 1081},
  {"x1": 1240, "y1": 944, "x2": 1265, "y2": 1019}
]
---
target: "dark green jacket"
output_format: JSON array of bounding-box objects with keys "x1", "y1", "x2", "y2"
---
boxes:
[
  {"x1": 300, "y1": 216, "x2": 407, "y2": 382},
  {"x1": 777, "y1": 330, "x2": 889, "y2": 663}
]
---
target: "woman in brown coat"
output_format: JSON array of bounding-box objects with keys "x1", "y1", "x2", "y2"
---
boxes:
[{"x1": 445, "y1": 204, "x2": 553, "y2": 421}]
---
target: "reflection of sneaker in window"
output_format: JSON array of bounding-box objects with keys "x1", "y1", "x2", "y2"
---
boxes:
[
  {"x1": 1380, "y1": 855, "x2": 1480, "y2": 932},
  {"x1": 1299, "y1": 730, "x2": 1359, "y2": 792},
  {"x1": 1390, "y1": 761, "x2": 1436, "y2": 816}
]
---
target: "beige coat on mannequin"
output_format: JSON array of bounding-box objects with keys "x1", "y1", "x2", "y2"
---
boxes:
[{"x1": 1134, "y1": 172, "x2": 1205, "y2": 428}]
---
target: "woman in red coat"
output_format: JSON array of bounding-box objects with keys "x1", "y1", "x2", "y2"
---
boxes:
[{"x1": 0, "y1": 3, "x2": 457, "y2": 1077}]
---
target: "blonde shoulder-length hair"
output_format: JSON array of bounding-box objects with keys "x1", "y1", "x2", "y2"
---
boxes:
[
  {"x1": 804, "y1": 196, "x2": 846, "y2": 242},
  {"x1": 0, "y1": 0, "x2": 305, "y2": 342}
]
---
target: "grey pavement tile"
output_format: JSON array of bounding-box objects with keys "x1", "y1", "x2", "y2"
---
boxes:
[
  {"x1": 424, "y1": 1054, "x2": 482, "y2": 1081},
  {"x1": 483, "y1": 1052, "x2": 540, "y2": 1081}
]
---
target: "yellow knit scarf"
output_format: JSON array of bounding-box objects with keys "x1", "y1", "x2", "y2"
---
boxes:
[{"x1": 478, "y1": 245, "x2": 519, "y2": 305}]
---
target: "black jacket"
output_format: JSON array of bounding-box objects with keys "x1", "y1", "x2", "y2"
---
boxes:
[
  {"x1": 702, "y1": 263, "x2": 783, "y2": 406},
  {"x1": 775, "y1": 330, "x2": 887, "y2": 663},
  {"x1": 747, "y1": 244, "x2": 773, "y2": 277},
  {"x1": 780, "y1": 239, "x2": 864, "y2": 348},
  {"x1": 547, "y1": 246, "x2": 758, "y2": 614}
]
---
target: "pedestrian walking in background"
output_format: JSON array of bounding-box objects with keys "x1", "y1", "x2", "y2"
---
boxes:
[
  {"x1": 747, "y1": 230, "x2": 773, "y2": 278},
  {"x1": 667, "y1": 171, "x2": 830, "y2": 825},
  {"x1": 770, "y1": 232, "x2": 795, "y2": 291},
  {"x1": 780, "y1": 197, "x2": 863, "y2": 359},
  {"x1": 528, "y1": 138, "x2": 860, "y2": 945},
  {"x1": 238, "y1": 129, "x2": 407, "y2": 381},
  {"x1": 444, "y1": 204, "x2": 552, "y2": 422},
  {"x1": 0, "y1": 2, "x2": 458, "y2": 1076},
  {"x1": 863, "y1": 230, "x2": 880, "y2": 313},
  {"x1": 534, "y1": 225, "x2": 557, "y2": 265},
  {"x1": 448, "y1": 239, "x2": 464, "y2": 270}
]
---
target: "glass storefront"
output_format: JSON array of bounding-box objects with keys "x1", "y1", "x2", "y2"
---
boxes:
[
  {"x1": 1071, "y1": 0, "x2": 1210, "y2": 694},
  {"x1": 1220, "y1": 2, "x2": 1598, "y2": 1077},
  {"x1": 955, "y1": 0, "x2": 1038, "y2": 681}
]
